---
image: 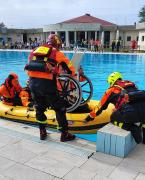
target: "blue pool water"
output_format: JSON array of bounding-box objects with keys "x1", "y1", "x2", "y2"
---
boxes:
[{"x1": 0, "y1": 51, "x2": 145, "y2": 142}]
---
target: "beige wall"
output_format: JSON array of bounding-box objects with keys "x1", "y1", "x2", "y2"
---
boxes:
[
  {"x1": 138, "y1": 31, "x2": 145, "y2": 50},
  {"x1": 0, "y1": 32, "x2": 44, "y2": 44},
  {"x1": 27, "y1": 33, "x2": 43, "y2": 43},
  {"x1": 123, "y1": 31, "x2": 138, "y2": 47},
  {"x1": 109, "y1": 30, "x2": 139, "y2": 47},
  {"x1": 7, "y1": 33, "x2": 23, "y2": 43},
  {"x1": 136, "y1": 23, "x2": 145, "y2": 50}
]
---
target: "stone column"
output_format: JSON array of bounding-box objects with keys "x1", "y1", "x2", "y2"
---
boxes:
[
  {"x1": 101, "y1": 31, "x2": 104, "y2": 45},
  {"x1": 74, "y1": 31, "x2": 77, "y2": 44},
  {"x1": 65, "y1": 31, "x2": 69, "y2": 47},
  {"x1": 116, "y1": 29, "x2": 119, "y2": 41},
  {"x1": 95, "y1": 31, "x2": 97, "y2": 40}
]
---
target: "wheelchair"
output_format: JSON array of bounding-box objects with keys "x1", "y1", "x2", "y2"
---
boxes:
[{"x1": 57, "y1": 49, "x2": 93, "y2": 112}]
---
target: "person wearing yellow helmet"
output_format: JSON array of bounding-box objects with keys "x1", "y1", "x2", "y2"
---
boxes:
[
  {"x1": 107, "y1": 72, "x2": 123, "y2": 87},
  {"x1": 84, "y1": 71, "x2": 145, "y2": 144}
]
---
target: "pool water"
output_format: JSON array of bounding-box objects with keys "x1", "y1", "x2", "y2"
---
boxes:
[{"x1": 0, "y1": 51, "x2": 145, "y2": 142}]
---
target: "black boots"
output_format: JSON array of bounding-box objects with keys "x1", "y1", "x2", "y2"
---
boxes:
[
  {"x1": 40, "y1": 128, "x2": 47, "y2": 140},
  {"x1": 39, "y1": 124, "x2": 47, "y2": 140},
  {"x1": 60, "y1": 131, "x2": 76, "y2": 142},
  {"x1": 131, "y1": 126, "x2": 142, "y2": 144},
  {"x1": 39, "y1": 124, "x2": 75, "y2": 142},
  {"x1": 122, "y1": 124, "x2": 142, "y2": 144}
]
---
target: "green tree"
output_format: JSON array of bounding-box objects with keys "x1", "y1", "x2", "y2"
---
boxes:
[
  {"x1": 0, "y1": 22, "x2": 5, "y2": 28},
  {"x1": 139, "y1": 5, "x2": 145, "y2": 22}
]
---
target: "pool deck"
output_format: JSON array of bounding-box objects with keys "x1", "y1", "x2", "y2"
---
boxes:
[{"x1": 0, "y1": 119, "x2": 144, "y2": 180}]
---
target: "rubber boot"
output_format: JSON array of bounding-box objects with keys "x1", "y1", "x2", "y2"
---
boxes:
[
  {"x1": 122, "y1": 124, "x2": 142, "y2": 144},
  {"x1": 130, "y1": 125, "x2": 142, "y2": 144},
  {"x1": 142, "y1": 127, "x2": 145, "y2": 144},
  {"x1": 60, "y1": 131, "x2": 76, "y2": 142},
  {"x1": 39, "y1": 123, "x2": 47, "y2": 140}
]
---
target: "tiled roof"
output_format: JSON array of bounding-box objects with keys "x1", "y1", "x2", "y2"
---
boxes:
[{"x1": 60, "y1": 14, "x2": 116, "y2": 26}]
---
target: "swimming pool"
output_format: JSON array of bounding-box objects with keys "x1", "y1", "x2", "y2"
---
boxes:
[{"x1": 0, "y1": 51, "x2": 145, "y2": 141}]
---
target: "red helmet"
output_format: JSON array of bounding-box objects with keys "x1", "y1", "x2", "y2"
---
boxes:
[
  {"x1": 8, "y1": 72, "x2": 18, "y2": 80},
  {"x1": 5, "y1": 72, "x2": 21, "y2": 90},
  {"x1": 47, "y1": 34, "x2": 62, "y2": 49}
]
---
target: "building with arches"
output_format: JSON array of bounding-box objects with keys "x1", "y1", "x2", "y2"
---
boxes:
[
  {"x1": 43, "y1": 13, "x2": 138, "y2": 48},
  {"x1": 0, "y1": 13, "x2": 143, "y2": 50}
]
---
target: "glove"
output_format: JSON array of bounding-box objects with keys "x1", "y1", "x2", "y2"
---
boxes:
[
  {"x1": 28, "y1": 102, "x2": 34, "y2": 108},
  {"x1": 59, "y1": 62, "x2": 72, "y2": 74},
  {"x1": 78, "y1": 66, "x2": 84, "y2": 76},
  {"x1": 27, "y1": 102, "x2": 34, "y2": 111},
  {"x1": 84, "y1": 115, "x2": 94, "y2": 123}
]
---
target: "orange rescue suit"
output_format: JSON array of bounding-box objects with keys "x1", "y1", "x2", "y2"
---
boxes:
[
  {"x1": 27, "y1": 44, "x2": 76, "y2": 79},
  {"x1": 0, "y1": 78, "x2": 22, "y2": 105},
  {"x1": 89, "y1": 80, "x2": 136, "y2": 118}
]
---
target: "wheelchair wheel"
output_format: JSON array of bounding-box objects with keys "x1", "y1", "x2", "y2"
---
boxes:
[
  {"x1": 57, "y1": 74, "x2": 82, "y2": 112},
  {"x1": 79, "y1": 75, "x2": 93, "y2": 106}
]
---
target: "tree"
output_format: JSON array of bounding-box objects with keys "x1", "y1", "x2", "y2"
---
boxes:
[
  {"x1": 0, "y1": 22, "x2": 5, "y2": 28},
  {"x1": 139, "y1": 5, "x2": 145, "y2": 23}
]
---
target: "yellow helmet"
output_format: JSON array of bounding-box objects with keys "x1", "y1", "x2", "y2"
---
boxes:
[{"x1": 107, "y1": 72, "x2": 123, "y2": 86}]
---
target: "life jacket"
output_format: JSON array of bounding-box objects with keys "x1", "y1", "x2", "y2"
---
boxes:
[
  {"x1": 25, "y1": 45, "x2": 59, "y2": 80},
  {"x1": 114, "y1": 80, "x2": 145, "y2": 109}
]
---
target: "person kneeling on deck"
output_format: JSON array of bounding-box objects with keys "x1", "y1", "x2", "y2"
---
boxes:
[
  {"x1": 84, "y1": 72, "x2": 145, "y2": 144},
  {"x1": 0, "y1": 73, "x2": 22, "y2": 106},
  {"x1": 25, "y1": 33, "x2": 76, "y2": 141},
  {"x1": 19, "y1": 80, "x2": 34, "y2": 108}
]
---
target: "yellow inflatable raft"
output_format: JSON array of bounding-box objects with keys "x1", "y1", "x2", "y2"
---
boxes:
[{"x1": 0, "y1": 100, "x2": 114, "y2": 134}]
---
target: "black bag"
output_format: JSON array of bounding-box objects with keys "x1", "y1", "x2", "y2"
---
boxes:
[
  {"x1": 128, "y1": 90, "x2": 145, "y2": 102},
  {"x1": 25, "y1": 62, "x2": 46, "y2": 72}
]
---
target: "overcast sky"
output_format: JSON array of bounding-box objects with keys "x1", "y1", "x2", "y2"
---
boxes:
[{"x1": 0, "y1": 0, "x2": 144, "y2": 28}]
